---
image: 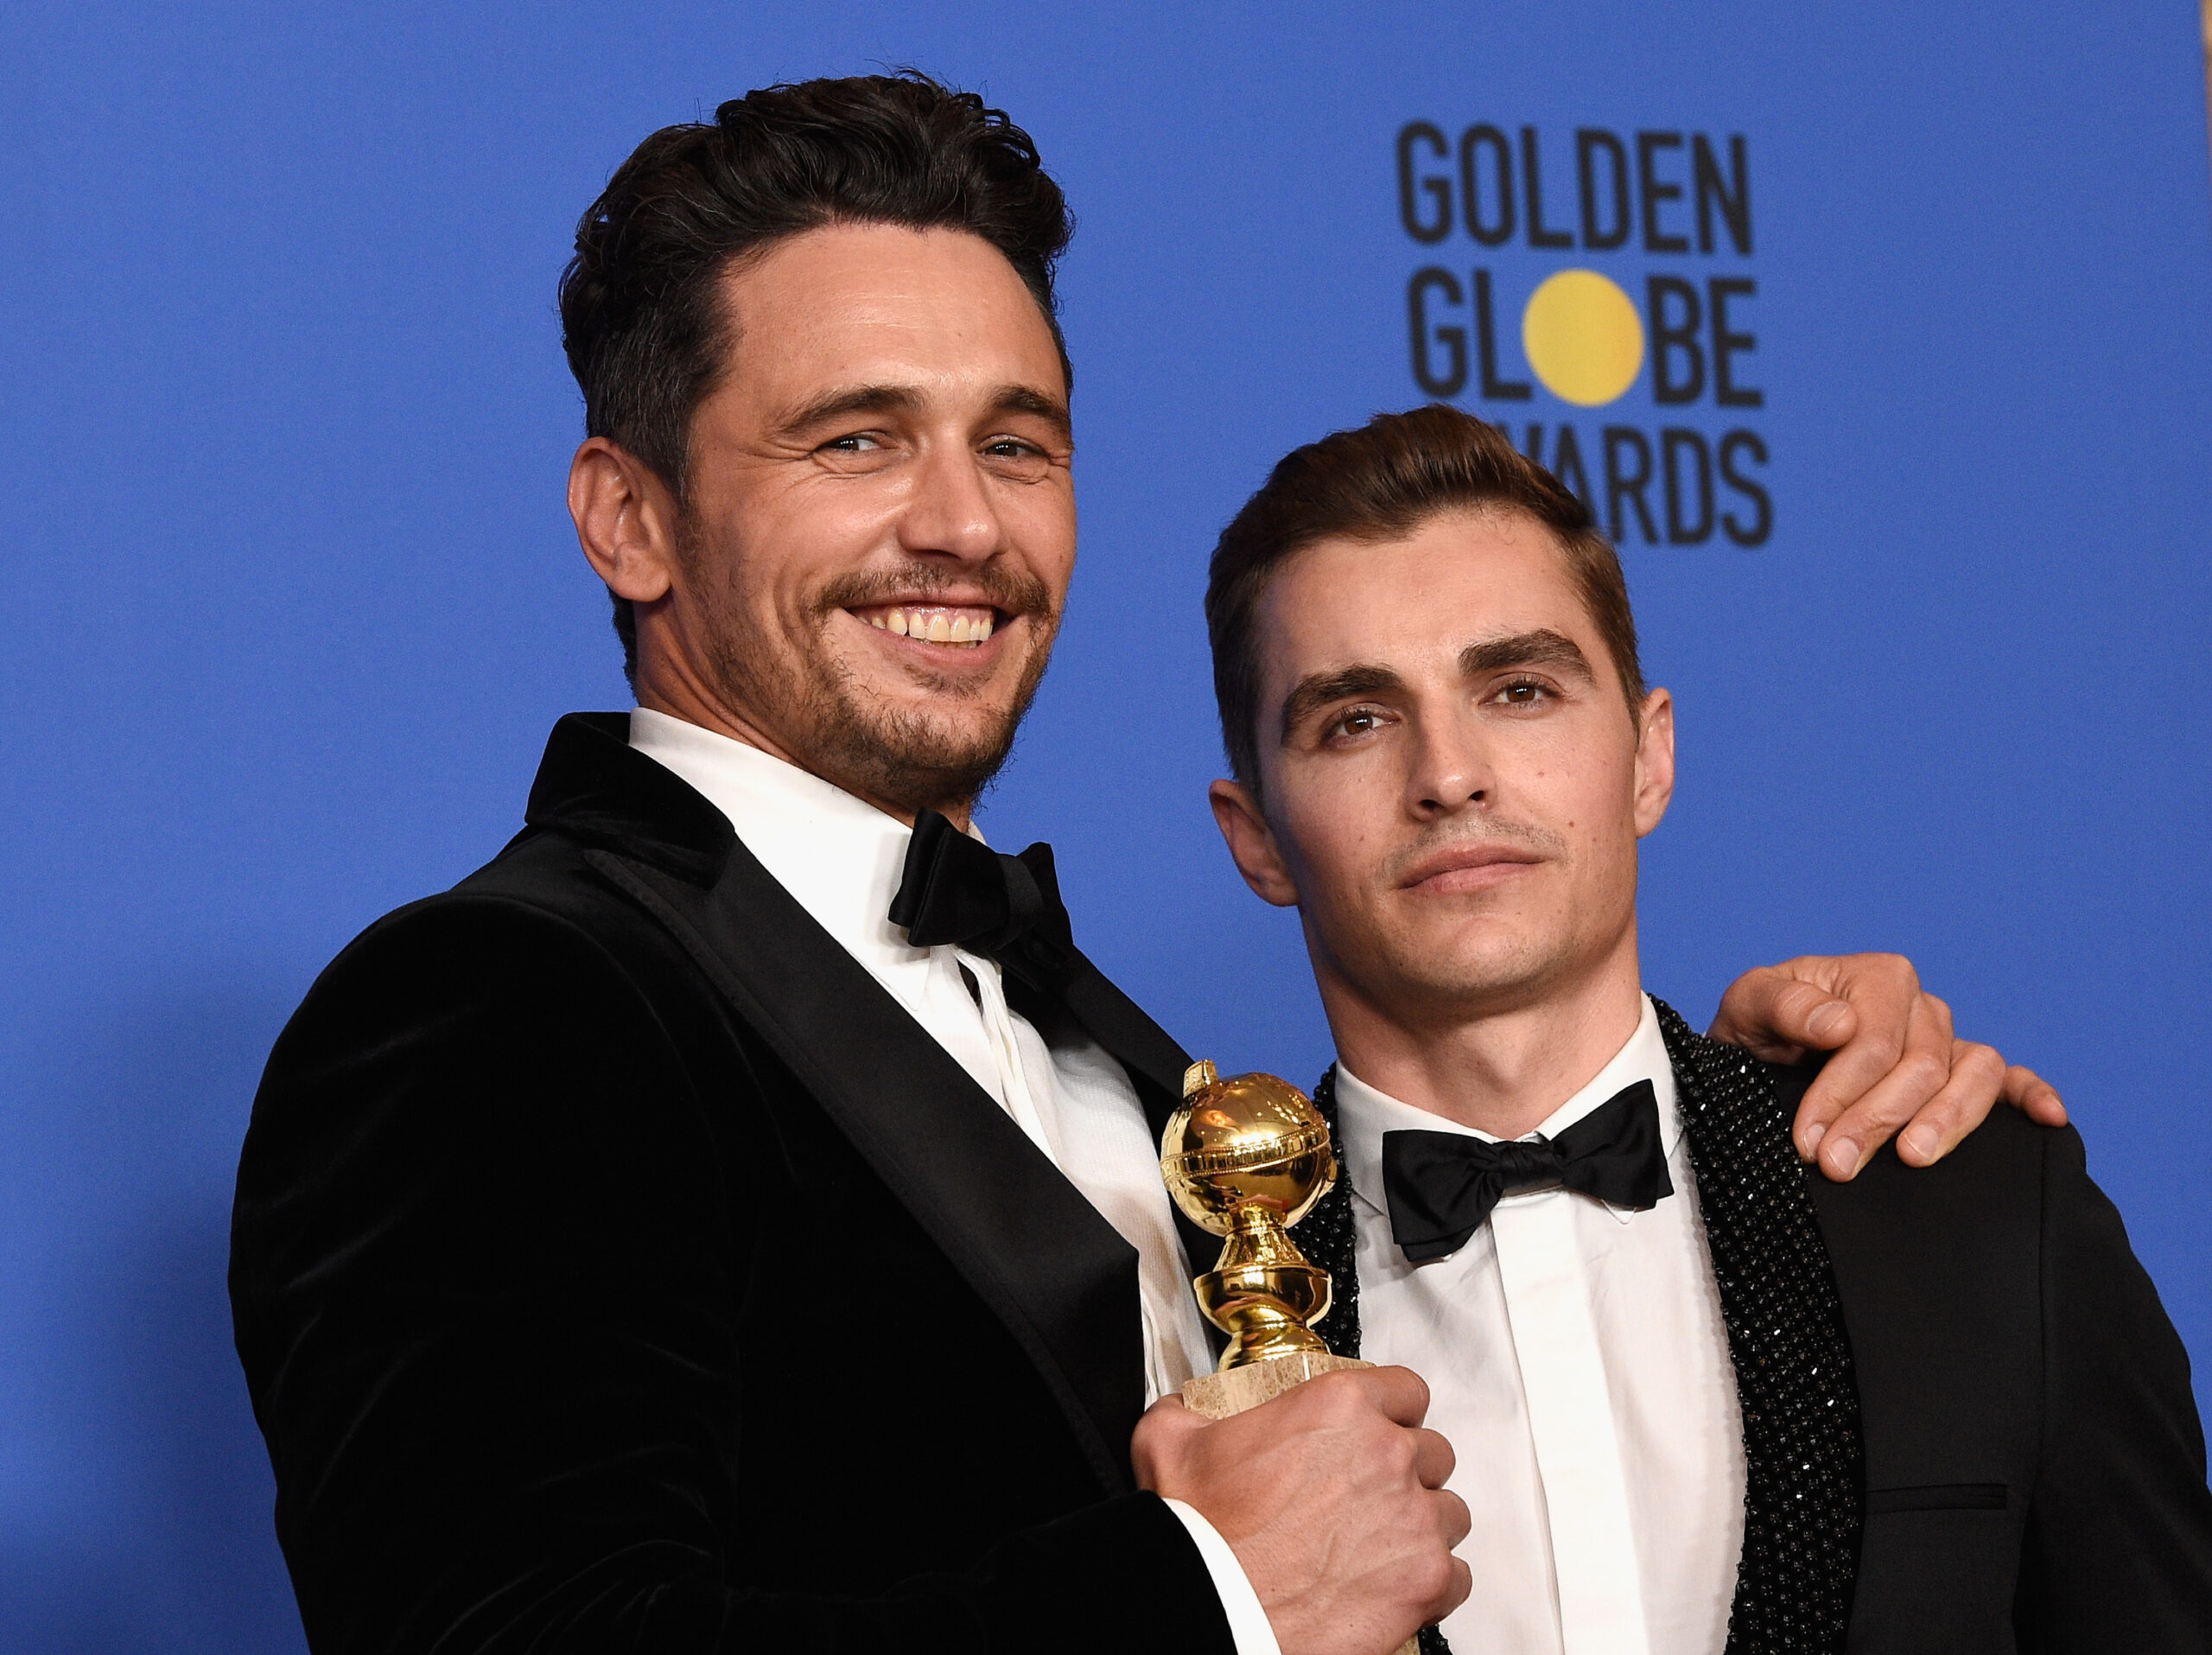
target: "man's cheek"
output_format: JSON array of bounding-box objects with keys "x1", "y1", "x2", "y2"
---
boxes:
[
  {"x1": 1306, "y1": 752, "x2": 1388, "y2": 820},
  {"x1": 1300, "y1": 805, "x2": 1376, "y2": 894},
  {"x1": 1276, "y1": 806, "x2": 1351, "y2": 911}
]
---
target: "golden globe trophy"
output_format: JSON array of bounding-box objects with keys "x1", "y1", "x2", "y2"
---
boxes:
[
  {"x1": 1163, "y1": 1060, "x2": 1425, "y2": 1655},
  {"x1": 1160, "y1": 1059, "x2": 1370, "y2": 1419}
]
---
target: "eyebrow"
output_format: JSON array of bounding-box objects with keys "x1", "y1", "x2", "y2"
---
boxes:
[
  {"x1": 1275, "y1": 629, "x2": 1597, "y2": 746},
  {"x1": 1459, "y1": 628, "x2": 1596, "y2": 682},
  {"x1": 989, "y1": 383, "x2": 1074, "y2": 441},
  {"x1": 1279, "y1": 665, "x2": 1405, "y2": 745},
  {"x1": 771, "y1": 381, "x2": 1072, "y2": 444},
  {"x1": 771, "y1": 383, "x2": 923, "y2": 440}
]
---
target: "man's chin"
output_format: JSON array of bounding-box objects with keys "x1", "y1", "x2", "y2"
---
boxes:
[
  {"x1": 1370, "y1": 926, "x2": 1568, "y2": 1014},
  {"x1": 705, "y1": 623, "x2": 1052, "y2": 816},
  {"x1": 807, "y1": 701, "x2": 1027, "y2": 817}
]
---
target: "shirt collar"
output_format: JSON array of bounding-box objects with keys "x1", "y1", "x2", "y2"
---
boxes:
[
  {"x1": 1332, "y1": 995, "x2": 1681, "y2": 1225},
  {"x1": 626, "y1": 706, "x2": 944, "y2": 968}
]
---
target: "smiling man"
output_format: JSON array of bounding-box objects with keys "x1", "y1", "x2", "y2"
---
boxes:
[
  {"x1": 233, "y1": 76, "x2": 2061, "y2": 1655},
  {"x1": 1198, "y1": 404, "x2": 2212, "y2": 1653}
]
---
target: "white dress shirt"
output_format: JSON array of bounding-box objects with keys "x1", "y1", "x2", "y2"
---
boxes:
[
  {"x1": 628, "y1": 709, "x2": 1278, "y2": 1655},
  {"x1": 1332, "y1": 996, "x2": 1747, "y2": 1655}
]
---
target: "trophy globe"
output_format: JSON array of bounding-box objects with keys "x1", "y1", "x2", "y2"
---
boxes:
[{"x1": 1159, "y1": 1060, "x2": 1343, "y2": 1376}]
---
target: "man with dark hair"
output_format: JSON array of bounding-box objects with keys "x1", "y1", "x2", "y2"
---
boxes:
[
  {"x1": 556, "y1": 73, "x2": 1078, "y2": 693},
  {"x1": 1193, "y1": 404, "x2": 2212, "y2": 1653},
  {"x1": 233, "y1": 77, "x2": 2060, "y2": 1655}
]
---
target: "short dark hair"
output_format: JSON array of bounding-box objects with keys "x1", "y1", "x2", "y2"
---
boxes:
[
  {"x1": 557, "y1": 73, "x2": 1075, "y2": 684},
  {"x1": 1205, "y1": 404, "x2": 1645, "y2": 788}
]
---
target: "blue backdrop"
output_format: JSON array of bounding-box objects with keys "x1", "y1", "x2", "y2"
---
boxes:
[{"x1": 3, "y1": 4, "x2": 2208, "y2": 1648}]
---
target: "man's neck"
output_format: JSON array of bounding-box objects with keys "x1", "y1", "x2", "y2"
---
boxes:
[{"x1": 1323, "y1": 938, "x2": 1646, "y2": 1140}]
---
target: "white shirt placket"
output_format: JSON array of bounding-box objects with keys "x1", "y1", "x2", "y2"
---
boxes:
[{"x1": 1491, "y1": 1190, "x2": 1652, "y2": 1655}]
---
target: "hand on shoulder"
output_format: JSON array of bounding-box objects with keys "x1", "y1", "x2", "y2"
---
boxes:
[{"x1": 1709, "y1": 952, "x2": 2065, "y2": 1182}]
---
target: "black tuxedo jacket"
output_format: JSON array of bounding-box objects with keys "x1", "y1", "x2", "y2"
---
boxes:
[
  {"x1": 1304, "y1": 1000, "x2": 2212, "y2": 1654},
  {"x1": 229, "y1": 713, "x2": 1235, "y2": 1655}
]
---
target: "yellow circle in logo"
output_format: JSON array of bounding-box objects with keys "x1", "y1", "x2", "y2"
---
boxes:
[{"x1": 1521, "y1": 270, "x2": 1644, "y2": 406}]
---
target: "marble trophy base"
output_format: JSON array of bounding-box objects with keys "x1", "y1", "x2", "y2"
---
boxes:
[{"x1": 1180, "y1": 1349, "x2": 1370, "y2": 1420}]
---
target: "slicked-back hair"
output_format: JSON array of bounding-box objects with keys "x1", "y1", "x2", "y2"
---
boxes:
[
  {"x1": 1205, "y1": 404, "x2": 1645, "y2": 789},
  {"x1": 557, "y1": 72, "x2": 1075, "y2": 684}
]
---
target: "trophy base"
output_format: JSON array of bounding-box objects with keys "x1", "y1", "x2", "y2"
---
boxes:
[{"x1": 1180, "y1": 1349, "x2": 1370, "y2": 1420}]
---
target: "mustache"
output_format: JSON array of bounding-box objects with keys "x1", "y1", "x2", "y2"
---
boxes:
[
  {"x1": 1380, "y1": 818, "x2": 1567, "y2": 883},
  {"x1": 813, "y1": 561, "x2": 1057, "y2": 622}
]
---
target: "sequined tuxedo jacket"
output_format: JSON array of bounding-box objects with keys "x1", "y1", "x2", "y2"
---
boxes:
[
  {"x1": 1302, "y1": 1002, "x2": 2212, "y2": 1655},
  {"x1": 229, "y1": 714, "x2": 1234, "y2": 1655}
]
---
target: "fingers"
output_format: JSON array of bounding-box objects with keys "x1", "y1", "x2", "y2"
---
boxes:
[
  {"x1": 1708, "y1": 961, "x2": 1858, "y2": 1063},
  {"x1": 1157, "y1": 1367, "x2": 1465, "y2": 1650},
  {"x1": 1434, "y1": 1487, "x2": 1472, "y2": 1552},
  {"x1": 1149, "y1": 1365, "x2": 1433, "y2": 1474},
  {"x1": 1889, "y1": 1039, "x2": 2006, "y2": 1166},
  {"x1": 1785, "y1": 956, "x2": 1923, "y2": 1165},
  {"x1": 1429, "y1": 1490, "x2": 1474, "y2": 1616},
  {"x1": 1128, "y1": 1395, "x2": 1199, "y2": 1488},
  {"x1": 1299, "y1": 1363, "x2": 1433, "y2": 1429},
  {"x1": 1408, "y1": 1425, "x2": 1456, "y2": 1490},
  {"x1": 1438, "y1": 1554, "x2": 1474, "y2": 1621},
  {"x1": 1802, "y1": 986, "x2": 1951, "y2": 1179},
  {"x1": 2003, "y1": 1063, "x2": 2068, "y2": 1126},
  {"x1": 1413, "y1": 1491, "x2": 1475, "y2": 1625}
]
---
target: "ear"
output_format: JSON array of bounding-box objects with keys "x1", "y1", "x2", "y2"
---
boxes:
[
  {"x1": 1208, "y1": 778, "x2": 1301, "y2": 908},
  {"x1": 1631, "y1": 686, "x2": 1675, "y2": 837},
  {"x1": 569, "y1": 437, "x2": 681, "y2": 605}
]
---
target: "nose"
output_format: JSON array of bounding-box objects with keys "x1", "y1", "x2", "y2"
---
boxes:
[
  {"x1": 895, "y1": 439, "x2": 1005, "y2": 565},
  {"x1": 1405, "y1": 711, "x2": 1495, "y2": 821}
]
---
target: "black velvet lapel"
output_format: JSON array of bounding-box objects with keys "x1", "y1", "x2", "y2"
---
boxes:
[
  {"x1": 525, "y1": 714, "x2": 1149, "y2": 1496},
  {"x1": 521, "y1": 713, "x2": 734, "y2": 883},
  {"x1": 1654, "y1": 999, "x2": 1862, "y2": 1655}
]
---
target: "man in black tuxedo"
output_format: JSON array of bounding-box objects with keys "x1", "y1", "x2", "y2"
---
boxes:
[
  {"x1": 232, "y1": 78, "x2": 2065, "y2": 1655},
  {"x1": 1191, "y1": 403, "x2": 2212, "y2": 1652}
]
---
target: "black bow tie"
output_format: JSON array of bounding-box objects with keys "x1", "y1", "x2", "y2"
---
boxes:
[
  {"x1": 888, "y1": 808, "x2": 1081, "y2": 991},
  {"x1": 1381, "y1": 1079, "x2": 1675, "y2": 1263},
  {"x1": 887, "y1": 807, "x2": 1199, "y2": 1123}
]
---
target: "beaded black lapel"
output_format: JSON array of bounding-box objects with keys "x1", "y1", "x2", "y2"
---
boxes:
[
  {"x1": 1302, "y1": 1066, "x2": 1364, "y2": 1362},
  {"x1": 1654, "y1": 998, "x2": 1862, "y2": 1653},
  {"x1": 1300, "y1": 1001, "x2": 1863, "y2": 1654}
]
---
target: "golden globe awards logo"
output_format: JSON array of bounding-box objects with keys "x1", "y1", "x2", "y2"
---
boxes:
[{"x1": 1395, "y1": 123, "x2": 1770, "y2": 547}]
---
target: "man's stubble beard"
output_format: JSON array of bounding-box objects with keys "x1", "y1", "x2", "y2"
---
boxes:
[{"x1": 691, "y1": 547, "x2": 1061, "y2": 817}]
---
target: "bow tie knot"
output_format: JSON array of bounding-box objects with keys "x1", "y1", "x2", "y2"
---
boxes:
[
  {"x1": 1464, "y1": 1136, "x2": 1568, "y2": 1191},
  {"x1": 1381, "y1": 1079, "x2": 1675, "y2": 1263},
  {"x1": 888, "y1": 808, "x2": 1079, "y2": 990}
]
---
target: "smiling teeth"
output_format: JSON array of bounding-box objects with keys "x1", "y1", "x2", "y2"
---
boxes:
[{"x1": 862, "y1": 606, "x2": 995, "y2": 646}]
